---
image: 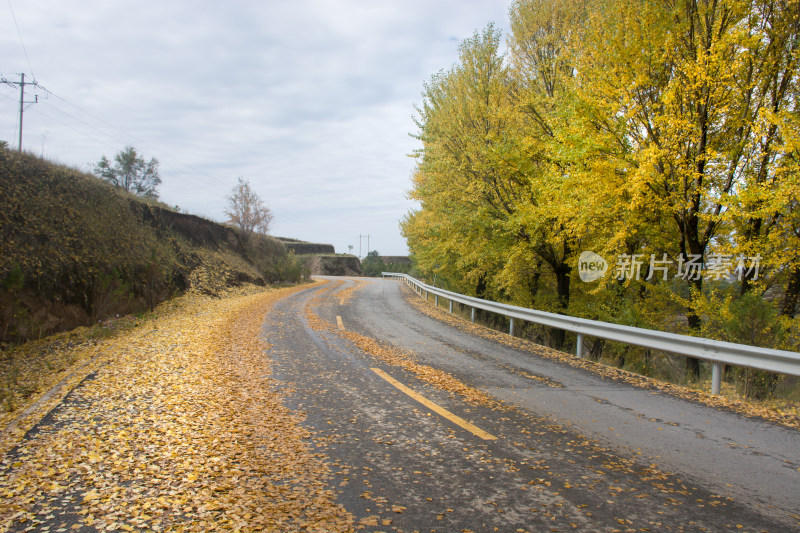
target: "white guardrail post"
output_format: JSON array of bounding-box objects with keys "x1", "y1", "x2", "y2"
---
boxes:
[
  {"x1": 712, "y1": 362, "x2": 722, "y2": 395},
  {"x1": 382, "y1": 273, "x2": 800, "y2": 394}
]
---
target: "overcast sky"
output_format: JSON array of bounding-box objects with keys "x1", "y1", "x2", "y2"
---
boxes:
[{"x1": 1, "y1": 0, "x2": 513, "y2": 256}]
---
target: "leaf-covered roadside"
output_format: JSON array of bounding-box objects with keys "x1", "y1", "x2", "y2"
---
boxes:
[{"x1": 0, "y1": 285, "x2": 354, "y2": 532}]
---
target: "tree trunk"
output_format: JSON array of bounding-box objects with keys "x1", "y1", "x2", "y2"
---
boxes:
[
  {"x1": 527, "y1": 259, "x2": 543, "y2": 302},
  {"x1": 475, "y1": 273, "x2": 488, "y2": 322},
  {"x1": 555, "y1": 265, "x2": 571, "y2": 311},
  {"x1": 740, "y1": 217, "x2": 763, "y2": 295},
  {"x1": 685, "y1": 273, "x2": 703, "y2": 380},
  {"x1": 553, "y1": 263, "x2": 571, "y2": 350},
  {"x1": 476, "y1": 273, "x2": 487, "y2": 299},
  {"x1": 781, "y1": 265, "x2": 800, "y2": 318}
]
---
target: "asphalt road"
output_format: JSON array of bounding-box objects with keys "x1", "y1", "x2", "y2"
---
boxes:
[{"x1": 266, "y1": 277, "x2": 800, "y2": 532}]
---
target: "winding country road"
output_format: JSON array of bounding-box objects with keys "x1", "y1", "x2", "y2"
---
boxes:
[
  {"x1": 3, "y1": 277, "x2": 798, "y2": 531},
  {"x1": 267, "y1": 276, "x2": 800, "y2": 531}
]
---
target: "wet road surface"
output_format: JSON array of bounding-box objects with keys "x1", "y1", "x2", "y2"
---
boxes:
[{"x1": 265, "y1": 277, "x2": 800, "y2": 532}]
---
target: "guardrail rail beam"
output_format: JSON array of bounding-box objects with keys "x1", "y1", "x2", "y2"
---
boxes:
[{"x1": 382, "y1": 272, "x2": 800, "y2": 394}]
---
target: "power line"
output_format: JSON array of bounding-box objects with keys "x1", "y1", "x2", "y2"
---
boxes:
[
  {"x1": 0, "y1": 78, "x2": 228, "y2": 200},
  {"x1": 6, "y1": 81, "x2": 225, "y2": 197},
  {"x1": 35, "y1": 99, "x2": 141, "y2": 153},
  {"x1": 30, "y1": 104, "x2": 123, "y2": 153},
  {"x1": 270, "y1": 207, "x2": 340, "y2": 238},
  {"x1": 0, "y1": 86, "x2": 16, "y2": 103},
  {"x1": 34, "y1": 83, "x2": 234, "y2": 195},
  {"x1": 37, "y1": 83, "x2": 156, "y2": 153},
  {"x1": 3, "y1": 78, "x2": 333, "y2": 239},
  {"x1": 6, "y1": 0, "x2": 35, "y2": 79},
  {"x1": 1, "y1": 73, "x2": 38, "y2": 150}
]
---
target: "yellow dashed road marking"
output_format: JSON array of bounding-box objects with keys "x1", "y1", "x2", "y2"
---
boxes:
[
  {"x1": 336, "y1": 316, "x2": 345, "y2": 330},
  {"x1": 370, "y1": 367, "x2": 497, "y2": 441}
]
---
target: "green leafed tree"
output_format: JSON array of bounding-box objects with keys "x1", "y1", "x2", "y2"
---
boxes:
[
  {"x1": 225, "y1": 177, "x2": 274, "y2": 244},
  {"x1": 403, "y1": 15, "x2": 588, "y2": 331},
  {"x1": 361, "y1": 250, "x2": 385, "y2": 277},
  {"x1": 92, "y1": 146, "x2": 161, "y2": 199}
]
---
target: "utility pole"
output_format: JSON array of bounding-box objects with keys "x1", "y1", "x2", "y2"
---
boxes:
[
  {"x1": 18, "y1": 73, "x2": 26, "y2": 151},
  {"x1": 358, "y1": 234, "x2": 372, "y2": 259},
  {"x1": 1, "y1": 73, "x2": 39, "y2": 151}
]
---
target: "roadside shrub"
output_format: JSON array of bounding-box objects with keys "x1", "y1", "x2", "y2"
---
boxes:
[
  {"x1": 263, "y1": 252, "x2": 308, "y2": 284},
  {"x1": 361, "y1": 251, "x2": 385, "y2": 277},
  {"x1": 697, "y1": 287, "x2": 791, "y2": 399}
]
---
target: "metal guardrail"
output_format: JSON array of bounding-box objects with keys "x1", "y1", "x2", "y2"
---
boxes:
[{"x1": 382, "y1": 272, "x2": 800, "y2": 394}]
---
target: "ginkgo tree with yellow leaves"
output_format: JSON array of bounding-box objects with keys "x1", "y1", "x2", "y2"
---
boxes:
[
  {"x1": 403, "y1": 14, "x2": 589, "y2": 348},
  {"x1": 575, "y1": 0, "x2": 800, "y2": 375},
  {"x1": 403, "y1": 24, "x2": 522, "y2": 303},
  {"x1": 403, "y1": 0, "x2": 800, "y2": 392}
]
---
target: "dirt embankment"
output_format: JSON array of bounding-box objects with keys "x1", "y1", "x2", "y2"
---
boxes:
[
  {"x1": 279, "y1": 240, "x2": 335, "y2": 255},
  {"x1": 0, "y1": 148, "x2": 301, "y2": 343},
  {"x1": 303, "y1": 255, "x2": 362, "y2": 276}
]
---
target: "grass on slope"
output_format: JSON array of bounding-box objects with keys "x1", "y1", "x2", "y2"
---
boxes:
[{"x1": 0, "y1": 147, "x2": 305, "y2": 345}]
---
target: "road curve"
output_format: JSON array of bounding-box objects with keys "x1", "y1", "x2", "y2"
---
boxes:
[{"x1": 264, "y1": 277, "x2": 800, "y2": 531}]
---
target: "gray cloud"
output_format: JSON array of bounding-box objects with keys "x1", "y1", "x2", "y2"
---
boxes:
[{"x1": 1, "y1": 0, "x2": 512, "y2": 255}]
